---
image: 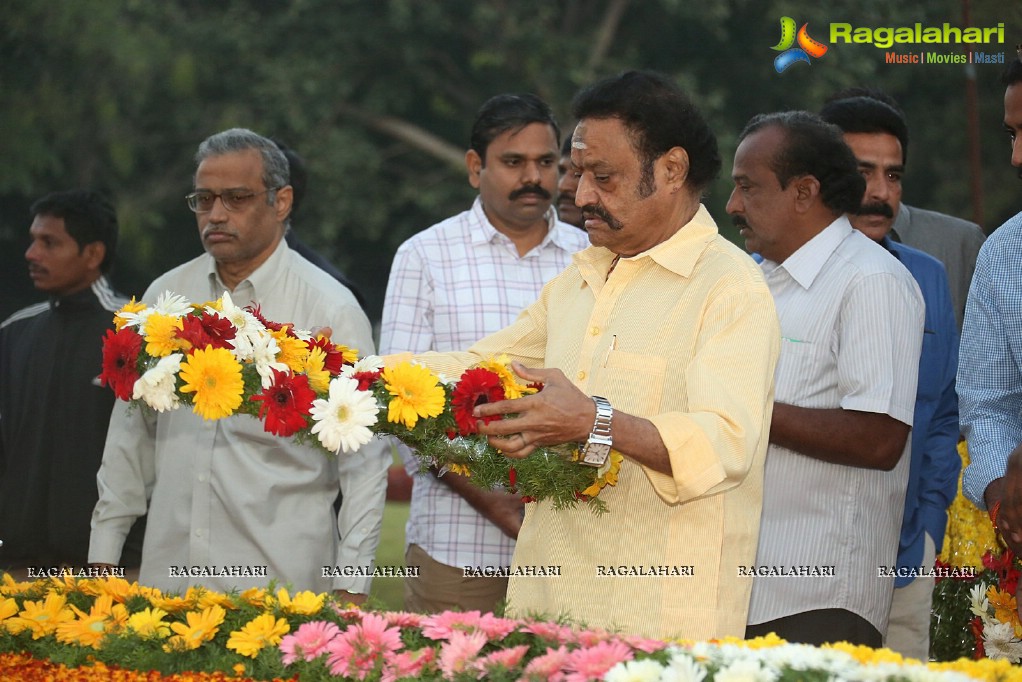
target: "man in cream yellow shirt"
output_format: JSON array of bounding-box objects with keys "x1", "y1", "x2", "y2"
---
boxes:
[{"x1": 399, "y1": 71, "x2": 779, "y2": 640}]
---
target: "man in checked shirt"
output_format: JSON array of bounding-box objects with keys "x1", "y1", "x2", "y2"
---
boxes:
[{"x1": 379, "y1": 93, "x2": 589, "y2": 613}]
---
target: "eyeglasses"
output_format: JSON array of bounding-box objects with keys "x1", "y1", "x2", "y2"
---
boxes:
[{"x1": 185, "y1": 188, "x2": 279, "y2": 213}]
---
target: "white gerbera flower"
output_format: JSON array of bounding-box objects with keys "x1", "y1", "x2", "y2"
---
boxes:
[
  {"x1": 152, "y1": 291, "x2": 193, "y2": 317},
  {"x1": 662, "y1": 652, "x2": 707, "y2": 682},
  {"x1": 310, "y1": 376, "x2": 379, "y2": 453},
  {"x1": 983, "y1": 620, "x2": 1022, "y2": 662},
  {"x1": 132, "y1": 353, "x2": 183, "y2": 412},
  {"x1": 249, "y1": 332, "x2": 288, "y2": 388},
  {"x1": 340, "y1": 354, "x2": 385, "y2": 377},
  {"x1": 968, "y1": 583, "x2": 990, "y2": 618},
  {"x1": 604, "y1": 658, "x2": 668, "y2": 682},
  {"x1": 209, "y1": 291, "x2": 265, "y2": 361},
  {"x1": 713, "y1": 658, "x2": 776, "y2": 682}
]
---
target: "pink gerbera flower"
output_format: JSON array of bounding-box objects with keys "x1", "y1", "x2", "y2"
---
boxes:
[
  {"x1": 438, "y1": 630, "x2": 488, "y2": 678},
  {"x1": 563, "y1": 640, "x2": 634, "y2": 682},
  {"x1": 420, "y1": 610, "x2": 484, "y2": 640},
  {"x1": 384, "y1": 611, "x2": 424, "y2": 628},
  {"x1": 325, "y1": 613, "x2": 404, "y2": 680},
  {"x1": 521, "y1": 644, "x2": 572, "y2": 681},
  {"x1": 521, "y1": 620, "x2": 577, "y2": 645},
  {"x1": 473, "y1": 644, "x2": 530, "y2": 675},
  {"x1": 279, "y1": 620, "x2": 341, "y2": 665},
  {"x1": 383, "y1": 647, "x2": 435, "y2": 682}
]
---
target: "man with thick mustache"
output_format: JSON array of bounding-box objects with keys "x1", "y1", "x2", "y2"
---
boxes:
[
  {"x1": 391, "y1": 71, "x2": 780, "y2": 639},
  {"x1": 90, "y1": 128, "x2": 390, "y2": 599},
  {"x1": 380, "y1": 94, "x2": 588, "y2": 614},
  {"x1": 821, "y1": 95, "x2": 960, "y2": 659},
  {"x1": 731, "y1": 111, "x2": 923, "y2": 647}
]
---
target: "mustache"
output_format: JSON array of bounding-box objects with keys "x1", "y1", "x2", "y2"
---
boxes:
[
  {"x1": 202, "y1": 225, "x2": 236, "y2": 239},
  {"x1": 855, "y1": 202, "x2": 894, "y2": 218},
  {"x1": 580, "y1": 204, "x2": 623, "y2": 231},
  {"x1": 509, "y1": 185, "x2": 552, "y2": 201},
  {"x1": 732, "y1": 215, "x2": 750, "y2": 230}
]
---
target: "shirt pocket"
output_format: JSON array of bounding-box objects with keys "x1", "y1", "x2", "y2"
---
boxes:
[{"x1": 600, "y1": 350, "x2": 667, "y2": 417}]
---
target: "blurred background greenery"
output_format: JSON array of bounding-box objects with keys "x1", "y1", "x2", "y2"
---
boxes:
[{"x1": 2, "y1": 0, "x2": 1018, "y2": 329}]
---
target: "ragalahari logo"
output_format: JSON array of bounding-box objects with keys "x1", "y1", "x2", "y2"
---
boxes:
[{"x1": 771, "y1": 16, "x2": 828, "y2": 73}]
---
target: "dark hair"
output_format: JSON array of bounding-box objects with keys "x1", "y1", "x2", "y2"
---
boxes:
[
  {"x1": 272, "y1": 138, "x2": 308, "y2": 220},
  {"x1": 1003, "y1": 48, "x2": 1022, "y2": 86},
  {"x1": 571, "y1": 70, "x2": 721, "y2": 194},
  {"x1": 30, "y1": 189, "x2": 118, "y2": 273},
  {"x1": 738, "y1": 111, "x2": 865, "y2": 215},
  {"x1": 819, "y1": 94, "x2": 909, "y2": 165},
  {"x1": 469, "y1": 94, "x2": 560, "y2": 164},
  {"x1": 561, "y1": 134, "x2": 573, "y2": 157}
]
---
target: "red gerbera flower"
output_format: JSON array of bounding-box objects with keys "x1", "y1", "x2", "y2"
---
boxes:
[
  {"x1": 251, "y1": 368, "x2": 316, "y2": 436},
  {"x1": 450, "y1": 368, "x2": 505, "y2": 436},
  {"x1": 99, "y1": 327, "x2": 144, "y2": 400},
  {"x1": 307, "y1": 336, "x2": 344, "y2": 375},
  {"x1": 177, "y1": 311, "x2": 237, "y2": 352},
  {"x1": 351, "y1": 370, "x2": 382, "y2": 391}
]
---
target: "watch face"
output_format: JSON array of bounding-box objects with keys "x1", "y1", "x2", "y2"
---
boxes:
[{"x1": 581, "y1": 444, "x2": 611, "y2": 467}]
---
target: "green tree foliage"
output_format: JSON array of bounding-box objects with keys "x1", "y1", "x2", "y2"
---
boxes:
[{"x1": 1, "y1": 0, "x2": 1018, "y2": 323}]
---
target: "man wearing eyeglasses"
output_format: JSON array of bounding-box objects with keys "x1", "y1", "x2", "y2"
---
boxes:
[{"x1": 89, "y1": 128, "x2": 390, "y2": 601}]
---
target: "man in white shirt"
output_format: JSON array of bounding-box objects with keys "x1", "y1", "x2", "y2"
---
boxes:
[
  {"x1": 90, "y1": 128, "x2": 390, "y2": 600},
  {"x1": 731, "y1": 111, "x2": 924, "y2": 647}
]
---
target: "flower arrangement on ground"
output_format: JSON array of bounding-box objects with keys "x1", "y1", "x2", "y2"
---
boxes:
[
  {"x1": 1, "y1": 575, "x2": 1015, "y2": 681},
  {"x1": 931, "y1": 441, "x2": 1022, "y2": 663},
  {"x1": 99, "y1": 291, "x2": 619, "y2": 512}
]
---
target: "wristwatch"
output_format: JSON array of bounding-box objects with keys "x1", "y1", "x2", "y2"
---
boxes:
[{"x1": 580, "y1": 395, "x2": 613, "y2": 467}]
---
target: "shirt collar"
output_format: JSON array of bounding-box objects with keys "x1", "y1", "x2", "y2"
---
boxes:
[
  {"x1": 205, "y1": 238, "x2": 290, "y2": 300},
  {"x1": 769, "y1": 216, "x2": 853, "y2": 290},
  {"x1": 468, "y1": 196, "x2": 564, "y2": 255},
  {"x1": 49, "y1": 275, "x2": 108, "y2": 311},
  {"x1": 574, "y1": 203, "x2": 719, "y2": 284}
]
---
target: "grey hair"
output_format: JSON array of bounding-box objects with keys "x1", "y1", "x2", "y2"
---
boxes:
[{"x1": 194, "y1": 128, "x2": 290, "y2": 204}]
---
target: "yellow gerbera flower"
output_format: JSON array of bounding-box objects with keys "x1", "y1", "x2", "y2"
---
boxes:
[
  {"x1": 332, "y1": 343, "x2": 359, "y2": 364},
  {"x1": 149, "y1": 591, "x2": 197, "y2": 613},
  {"x1": 274, "y1": 328, "x2": 310, "y2": 372},
  {"x1": 113, "y1": 297, "x2": 147, "y2": 330},
  {"x1": 92, "y1": 576, "x2": 137, "y2": 603},
  {"x1": 987, "y1": 585, "x2": 1021, "y2": 630},
  {"x1": 226, "y1": 613, "x2": 290, "y2": 658},
  {"x1": 127, "y1": 607, "x2": 171, "y2": 639},
  {"x1": 194, "y1": 588, "x2": 236, "y2": 610},
  {"x1": 7, "y1": 593, "x2": 75, "y2": 639},
  {"x1": 239, "y1": 587, "x2": 271, "y2": 609},
  {"x1": 448, "y1": 463, "x2": 471, "y2": 477},
  {"x1": 0, "y1": 597, "x2": 18, "y2": 622},
  {"x1": 55, "y1": 595, "x2": 127, "y2": 649},
  {"x1": 304, "y1": 346, "x2": 331, "y2": 393},
  {"x1": 164, "y1": 604, "x2": 226, "y2": 651},
  {"x1": 276, "y1": 588, "x2": 325, "y2": 615},
  {"x1": 382, "y1": 362, "x2": 446, "y2": 429},
  {"x1": 145, "y1": 312, "x2": 186, "y2": 357},
  {"x1": 179, "y1": 347, "x2": 245, "y2": 420}
]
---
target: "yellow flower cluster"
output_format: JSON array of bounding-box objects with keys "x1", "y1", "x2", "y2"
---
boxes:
[{"x1": 940, "y1": 440, "x2": 1000, "y2": 569}]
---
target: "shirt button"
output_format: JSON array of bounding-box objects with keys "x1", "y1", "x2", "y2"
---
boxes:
[
  {"x1": 195, "y1": 529, "x2": 204, "y2": 538},
  {"x1": 198, "y1": 473, "x2": 208, "y2": 482},
  {"x1": 577, "y1": 370, "x2": 586, "y2": 380},
  {"x1": 590, "y1": 326, "x2": 600, "y2": 336}
]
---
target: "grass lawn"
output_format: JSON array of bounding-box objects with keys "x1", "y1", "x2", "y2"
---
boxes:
[{"x1": 368, "y1": 500, "x2": 410, "y2": 612}]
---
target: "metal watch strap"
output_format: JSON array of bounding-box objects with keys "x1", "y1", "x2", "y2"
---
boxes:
[
  {"x1": 580, "y1": 395, "x2": 613, "y2": 467},
  {"x1": 589, "y1": 395, "x2": 612, "y2": 442}
]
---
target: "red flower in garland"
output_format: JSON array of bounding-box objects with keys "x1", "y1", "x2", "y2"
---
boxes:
[
  {"x1": 99, "y1": 327, "x2": 144, "y2": 400},
  {"x1": 450, "y1": 368, "x2": 506, "y2": 436},
  {"x1": 251, "y1": 368, "x2": 316, "y2": 436},
  {"x1": 350, "y1": 370, "x2": 381, "y2": 391},
  {"x1": 307, "y1": 336, "x2": 344, "y2": 375},
  {"x1": 247, "y1": 304, "x2": 290, "y2": 333},
  {"x1": 177, "y1": 311, "x2": 237, "y2": 352}
]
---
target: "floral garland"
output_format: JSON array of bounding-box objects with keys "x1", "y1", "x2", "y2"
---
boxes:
[
  {"x1": 99, "y1": 291, "x2": 618, "y2": 513},
  {"x1": 932, "y1": 440, "x2": 1022, "y2": 663},
  {"x1": 2, "y1": 575, "x2": 1017, "y2": 681}
]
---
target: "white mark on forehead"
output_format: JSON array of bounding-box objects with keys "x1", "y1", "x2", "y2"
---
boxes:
[{"x1": 571, "y1": 140, "x2": 587, "y2": 150}]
